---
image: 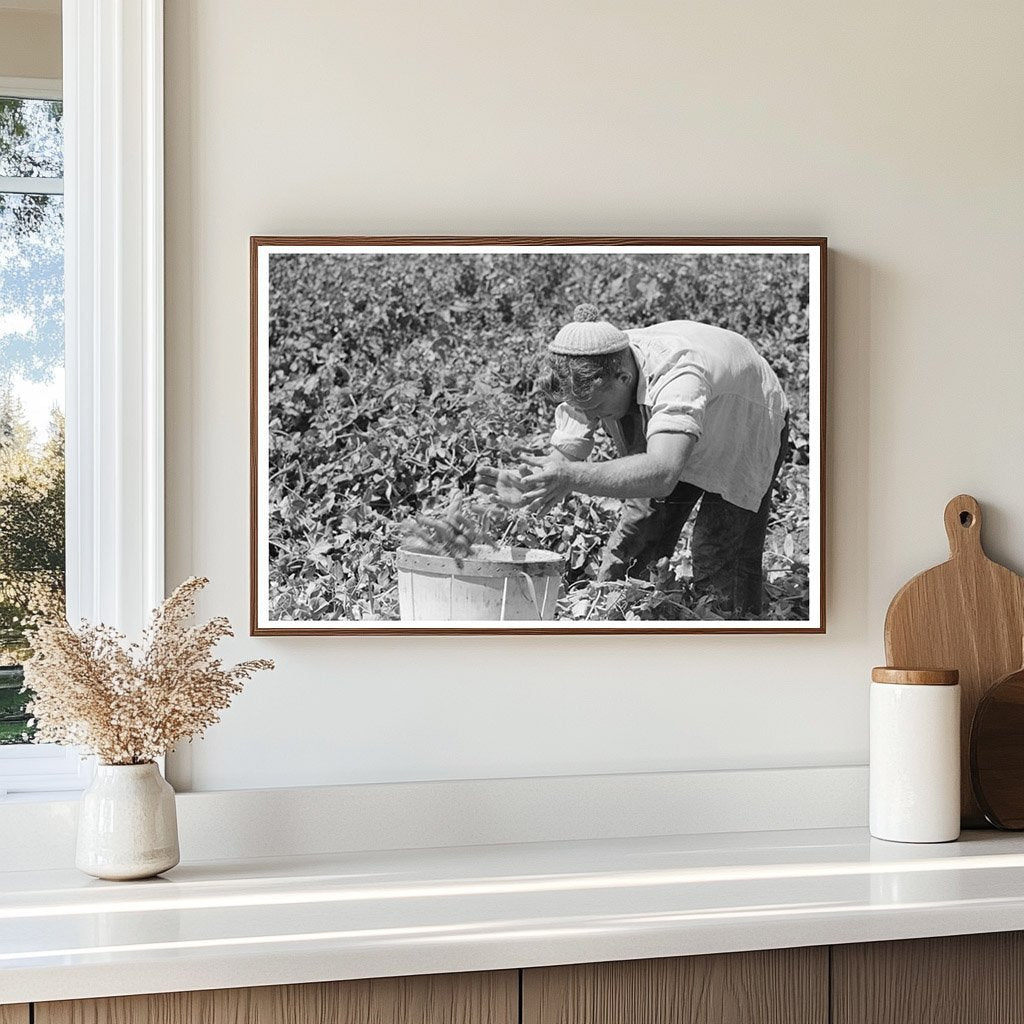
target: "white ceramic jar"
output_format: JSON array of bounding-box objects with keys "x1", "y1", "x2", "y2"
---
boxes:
[
  {"x1": 76, "y1": 762, "x2": 180, "y2": 880},
  {"x1": 870, "y1": 667, "x2": 961, "y2": 843}
]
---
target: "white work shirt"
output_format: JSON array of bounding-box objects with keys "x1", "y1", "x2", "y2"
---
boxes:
[{"x1": 550, "y1": 320, "x2": 789, "y2": 512}]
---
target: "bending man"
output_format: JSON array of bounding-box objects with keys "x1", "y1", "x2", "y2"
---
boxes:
[{"x1": 476, "y1": 304, "x2": 790, "y2": 618}]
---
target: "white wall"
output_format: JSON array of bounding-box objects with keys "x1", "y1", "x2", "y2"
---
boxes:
[
  {"x1": 0, "y1": 7, "x2": 61, "y2": 80},
  {"x1": 163, "y1": 0, "x2": 1024, "y2": 792}
]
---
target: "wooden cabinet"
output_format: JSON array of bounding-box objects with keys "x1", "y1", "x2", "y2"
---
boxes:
[
  {"x1": 832, "y1": 932, "x2": 1024, "y2": 1024},
  {"x1": 34, "y1": 971, "x2": 517, "y2": 1024},
  {"x1": 522, "y1": 948, "x2": 828, "y2": 1024},
  {"x1": 13, "y1": 933, "x2": 1024, "y2": 1023}
]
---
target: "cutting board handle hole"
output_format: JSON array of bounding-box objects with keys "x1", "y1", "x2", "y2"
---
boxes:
[{"x1": 944, "y1": 495, "x2": 982, "y2": 554}]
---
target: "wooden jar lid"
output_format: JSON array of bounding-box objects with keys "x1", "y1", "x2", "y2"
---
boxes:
[{"x1": 871, "y1": 667, "x2": 960, "y2": 686}]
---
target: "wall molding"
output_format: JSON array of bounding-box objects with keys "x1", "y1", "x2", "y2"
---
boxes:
[
  {"x1": 63, "y1": 0, "x2": 164, "y2": 635},
  {"x1": 0, "y1": 765, "x2": 868, "y2": 871}
]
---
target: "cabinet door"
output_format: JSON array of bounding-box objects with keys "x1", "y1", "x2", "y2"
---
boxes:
[
  {"x1": 0, "y1": 1007, "x2": 30, "y2": 1024},
  {"x1": 523, "y1": 948, "x2": 828, "y2": 1024},
  {"x1": 832, "y1": 932, "x2": 1024, "y2": 1024},
  {"x1": 35, "y1": 970, "x2": 517, "y2": 1024}
]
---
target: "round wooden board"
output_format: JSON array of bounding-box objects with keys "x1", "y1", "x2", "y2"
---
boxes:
[
  {"x1": 971, "y1": 662, "x2": 1024, "y2": 829},
  {"x1": 884, "y1": 495, "x2": 1024, "y2": 827}
]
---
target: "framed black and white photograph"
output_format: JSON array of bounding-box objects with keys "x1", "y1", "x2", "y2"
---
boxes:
[{"x1": 251, "y1": 237, "x2": 826, "y2": 635}]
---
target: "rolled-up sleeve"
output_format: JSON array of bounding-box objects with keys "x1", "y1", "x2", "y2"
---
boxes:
[
  {"x1": 551, "y1": 402, "x2": 597, "y2": 460},
  {"x1": 646, "y1": 365, "x2": 709, "y2": 440}
]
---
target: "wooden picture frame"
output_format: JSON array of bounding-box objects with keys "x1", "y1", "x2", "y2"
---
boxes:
[{"x1": 251, "y1": 236, "x2": 826, "y2": 635}]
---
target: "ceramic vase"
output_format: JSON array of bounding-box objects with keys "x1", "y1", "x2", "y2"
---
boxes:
[{"x1": 76, "y1": 762, "x2": 180, "y2": 880}]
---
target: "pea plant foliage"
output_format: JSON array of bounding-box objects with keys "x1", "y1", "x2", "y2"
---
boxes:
[{"x1": 251, "y1": 238, "x2": 825, "y2": 634}]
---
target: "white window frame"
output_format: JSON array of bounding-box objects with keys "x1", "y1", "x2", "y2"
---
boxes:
[
  {"x1": 0, "y1": 0, "x2": 164, "y2": 797},
  {"x1": 0, "y1": 77, "x2": 61, "y2": 102},
  {"x1": 0, "y1": 75, "x2": 83, "y2": 795},
  {"x1": 0, "y1": 76, "x2": 64, "y2": 192}
]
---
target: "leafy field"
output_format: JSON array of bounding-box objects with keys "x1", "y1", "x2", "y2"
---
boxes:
[{"x1": 266, "y1": 251, "x2": 812, "y2": 622}]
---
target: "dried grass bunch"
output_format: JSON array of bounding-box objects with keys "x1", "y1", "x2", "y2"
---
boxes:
[{"x1": 23, "y1": 577, "x2": 273, "y2": 765}]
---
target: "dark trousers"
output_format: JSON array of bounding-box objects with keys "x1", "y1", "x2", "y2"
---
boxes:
[{"x1": 597, "y1": 418, "x2": 790, "y2": 618}]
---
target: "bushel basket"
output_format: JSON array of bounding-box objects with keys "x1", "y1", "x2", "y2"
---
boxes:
[{"x1": 396, "y1": 547, "x2": 564, "y2": 621}]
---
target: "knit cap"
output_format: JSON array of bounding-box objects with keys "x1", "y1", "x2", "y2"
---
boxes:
[{"x1": 548, "y1": 303, "x2": 630, "y2": 356}]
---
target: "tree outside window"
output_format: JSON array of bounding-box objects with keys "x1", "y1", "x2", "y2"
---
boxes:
[{"x1": 0, "y1": 94, "x2": 65, "y2": 744}]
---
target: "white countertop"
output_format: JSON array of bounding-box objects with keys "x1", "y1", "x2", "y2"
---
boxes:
[{"x1": 4, "y1": 826, "x2": 1024, "y2": 1005}]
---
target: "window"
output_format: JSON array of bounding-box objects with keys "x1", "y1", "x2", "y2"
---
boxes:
[
  {"x1": 1, "y1": 87, "x2": 64, "y2": 735},
  {"x1": 0, "y1": 78, "x2": 83, "y2": 794},
  {"x1": 0, "y1": 86, "x2": 65, "y2": 737},
  {"x1": 0, "y1": 4, "x2": 166, "y2": 798}
]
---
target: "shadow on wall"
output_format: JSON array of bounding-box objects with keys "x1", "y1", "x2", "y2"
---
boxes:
[{"x1": 826, "y1": 249, "x2": 873, "y2": 636}]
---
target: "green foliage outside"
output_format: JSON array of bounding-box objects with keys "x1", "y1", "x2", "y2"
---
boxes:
[
  {"x1": 0, "y1": 395, "x2": 65, "y2": 743},
  {"x1": 0, "y1": 665, "x2": 28, "y2": 744},
  {"x1": 268, "y1": 252, "x2": 812, "y2": 623}
]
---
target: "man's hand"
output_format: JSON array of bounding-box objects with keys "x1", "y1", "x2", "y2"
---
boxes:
[
  {"x1": 474, "y1": 464, "x2": 531, "y2": 508},
  {"x1": 517, "y1": 455, "x2": 577, "y2": 515}
]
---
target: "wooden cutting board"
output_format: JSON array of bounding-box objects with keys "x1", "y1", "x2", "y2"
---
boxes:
[{"x1": 884, "y1": 494, "x2": 1024, "y2": 827}]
